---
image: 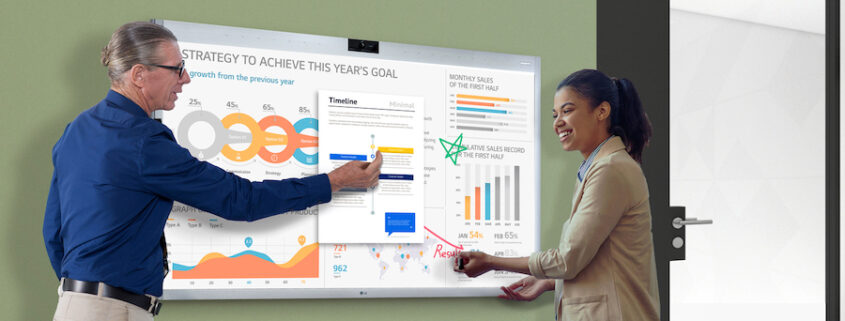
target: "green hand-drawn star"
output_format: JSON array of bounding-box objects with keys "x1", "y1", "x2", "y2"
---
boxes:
[{"x1": 439, "y1": 133, "x2": 468, "y2": 165}]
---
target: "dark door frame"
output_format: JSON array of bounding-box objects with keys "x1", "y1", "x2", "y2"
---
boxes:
[
  {"x1": 596, "y1": 1, "x2": 671, "y2": 319},
  {"x1": 825, "y1": 0, "x2": 840, "y2": 319}
]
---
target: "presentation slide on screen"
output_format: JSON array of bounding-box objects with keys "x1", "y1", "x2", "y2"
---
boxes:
[
  {"x1": 161, "y1": 41, "x2": 535, "y2": 291},
  {"x1": 317, "y1": 90, "x2": 425, "y2": 244}
]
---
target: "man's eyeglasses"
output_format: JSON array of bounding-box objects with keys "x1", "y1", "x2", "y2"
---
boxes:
[{"x1": 149, "y1": 60, "x2": 185, "y2": 78}]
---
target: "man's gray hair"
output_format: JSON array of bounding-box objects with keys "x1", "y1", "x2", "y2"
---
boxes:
[{"x1": 101, "y1": 22, "x2": 177, "y2": 82}]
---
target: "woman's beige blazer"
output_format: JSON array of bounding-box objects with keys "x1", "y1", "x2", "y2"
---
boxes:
[{"x1": 529, "y1": 136, "x2": 660, "y2": 320}]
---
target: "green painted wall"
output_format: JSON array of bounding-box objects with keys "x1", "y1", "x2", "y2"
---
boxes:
[{"x1": 0, "y1": 0, "x2": 594, "y2": 320}]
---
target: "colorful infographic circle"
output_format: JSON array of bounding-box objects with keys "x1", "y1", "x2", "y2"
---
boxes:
[
  {"x1": 176, "y1": 110, "x2": 227, "y2": 160},
  {"x1": 176, "y1": 109, "x2": 318, "y2": 165},
  {"x1": 221, "y1": 112, "x2": 263, "y2": 162},
  {"x1": 257, "y1": 115, "x2": 297, "y2": 164},
  {"x1": 293, "y1": 118, "x2": 318, "y2": 165}
]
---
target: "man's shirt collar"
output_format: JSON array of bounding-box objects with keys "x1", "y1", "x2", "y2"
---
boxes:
[{"x1": 105, "y1": 90, "x2": 150, "y2": 119}]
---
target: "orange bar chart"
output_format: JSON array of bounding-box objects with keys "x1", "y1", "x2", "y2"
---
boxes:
[
  {"x1": 474, "y1": 187, "x2": 481, "y2": 220},
  {"x1": 465, "y1": 196, "x2": 471, "y2": 220},
  {"x1": 456, "y1": 94, "x2": 510, "y2": 102},
  {"x1": 456, "y1": 100, "x2": 495, "y2": 107}
]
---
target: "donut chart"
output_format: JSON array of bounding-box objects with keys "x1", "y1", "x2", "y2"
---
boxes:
[
  {"x1": 292, "y1": 118, "x2": 318, "y2": 165},
  {"x1": 176, "y1": 110, "x2": 318, "y2": 165}
]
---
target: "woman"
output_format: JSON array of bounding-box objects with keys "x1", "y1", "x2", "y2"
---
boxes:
[{"x1": 454, "y1": 69, "x2": 659, "y2": 320}]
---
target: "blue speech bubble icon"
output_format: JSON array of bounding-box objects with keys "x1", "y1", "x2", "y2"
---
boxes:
[
  {"x1": 385, "y1": 212, "x2": 415, "y2": 236},
  {"x1": 245, "y1": 237, "x2": 253, "y2": 248}
]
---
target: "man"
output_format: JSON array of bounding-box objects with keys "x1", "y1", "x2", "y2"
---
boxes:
[{"x1": 43, "y1": 21, "x2": 381, "y2": 320}]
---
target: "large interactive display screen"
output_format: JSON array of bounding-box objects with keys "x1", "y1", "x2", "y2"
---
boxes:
[{"x1": 155, "y1": 19, "x2": 540, "y2": 299}]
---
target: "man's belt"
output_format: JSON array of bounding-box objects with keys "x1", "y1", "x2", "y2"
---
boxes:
[{"x1": 62, "y1": 278, "x2": 162, "y2": 316}]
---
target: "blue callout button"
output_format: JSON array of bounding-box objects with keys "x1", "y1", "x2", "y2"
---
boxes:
[{"x1": 385, "y1": 212, "x2": 415, "y2": 236}]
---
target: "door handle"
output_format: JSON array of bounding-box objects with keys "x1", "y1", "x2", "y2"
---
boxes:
[{"x1": 672, "y1": 217, "x2": 713, "y2": 229}]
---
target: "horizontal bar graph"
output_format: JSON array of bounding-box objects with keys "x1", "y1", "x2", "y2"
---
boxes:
[
  {"x1": 456, "y1": 100, "x2": 495, "y2": 107},
  {"x1": 456, "y1": 106, "x2": 508, "y2": 114},
  {"x1": 456, "y1": 94, "x2": 511, "y2": 102},
  {"x1": 449, "y1": 93, "x2": 528, "y2": 135}
]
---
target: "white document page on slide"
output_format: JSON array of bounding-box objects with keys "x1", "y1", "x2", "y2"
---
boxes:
[{"x1": 317, "y1": 90, "x2": 425, "y2": 243}]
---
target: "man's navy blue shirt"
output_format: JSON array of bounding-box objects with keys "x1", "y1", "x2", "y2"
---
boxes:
[{"x1": 43, "y1": 90, "x2": 331, "y2": 296}]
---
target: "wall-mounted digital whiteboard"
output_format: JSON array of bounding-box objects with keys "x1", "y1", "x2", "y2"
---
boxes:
[{"x1": 155, "y1": 19, "x2": 540, "y2": 300}]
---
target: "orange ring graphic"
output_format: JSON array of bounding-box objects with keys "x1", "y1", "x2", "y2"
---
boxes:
[
  {"x1": 221, "y1": 113, "x2": 263, "y2": 162},
  {"x1": 258, "y1": 115, "x2": 297, "y2": 163}
]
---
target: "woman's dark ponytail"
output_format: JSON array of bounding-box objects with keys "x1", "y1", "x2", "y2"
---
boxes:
[
  {"x1": 557, "y1": 69, "x2": 652, "y2": 163},
  {"x1": 610, "y1": 77, "x2": 651, "y2": 163}
]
